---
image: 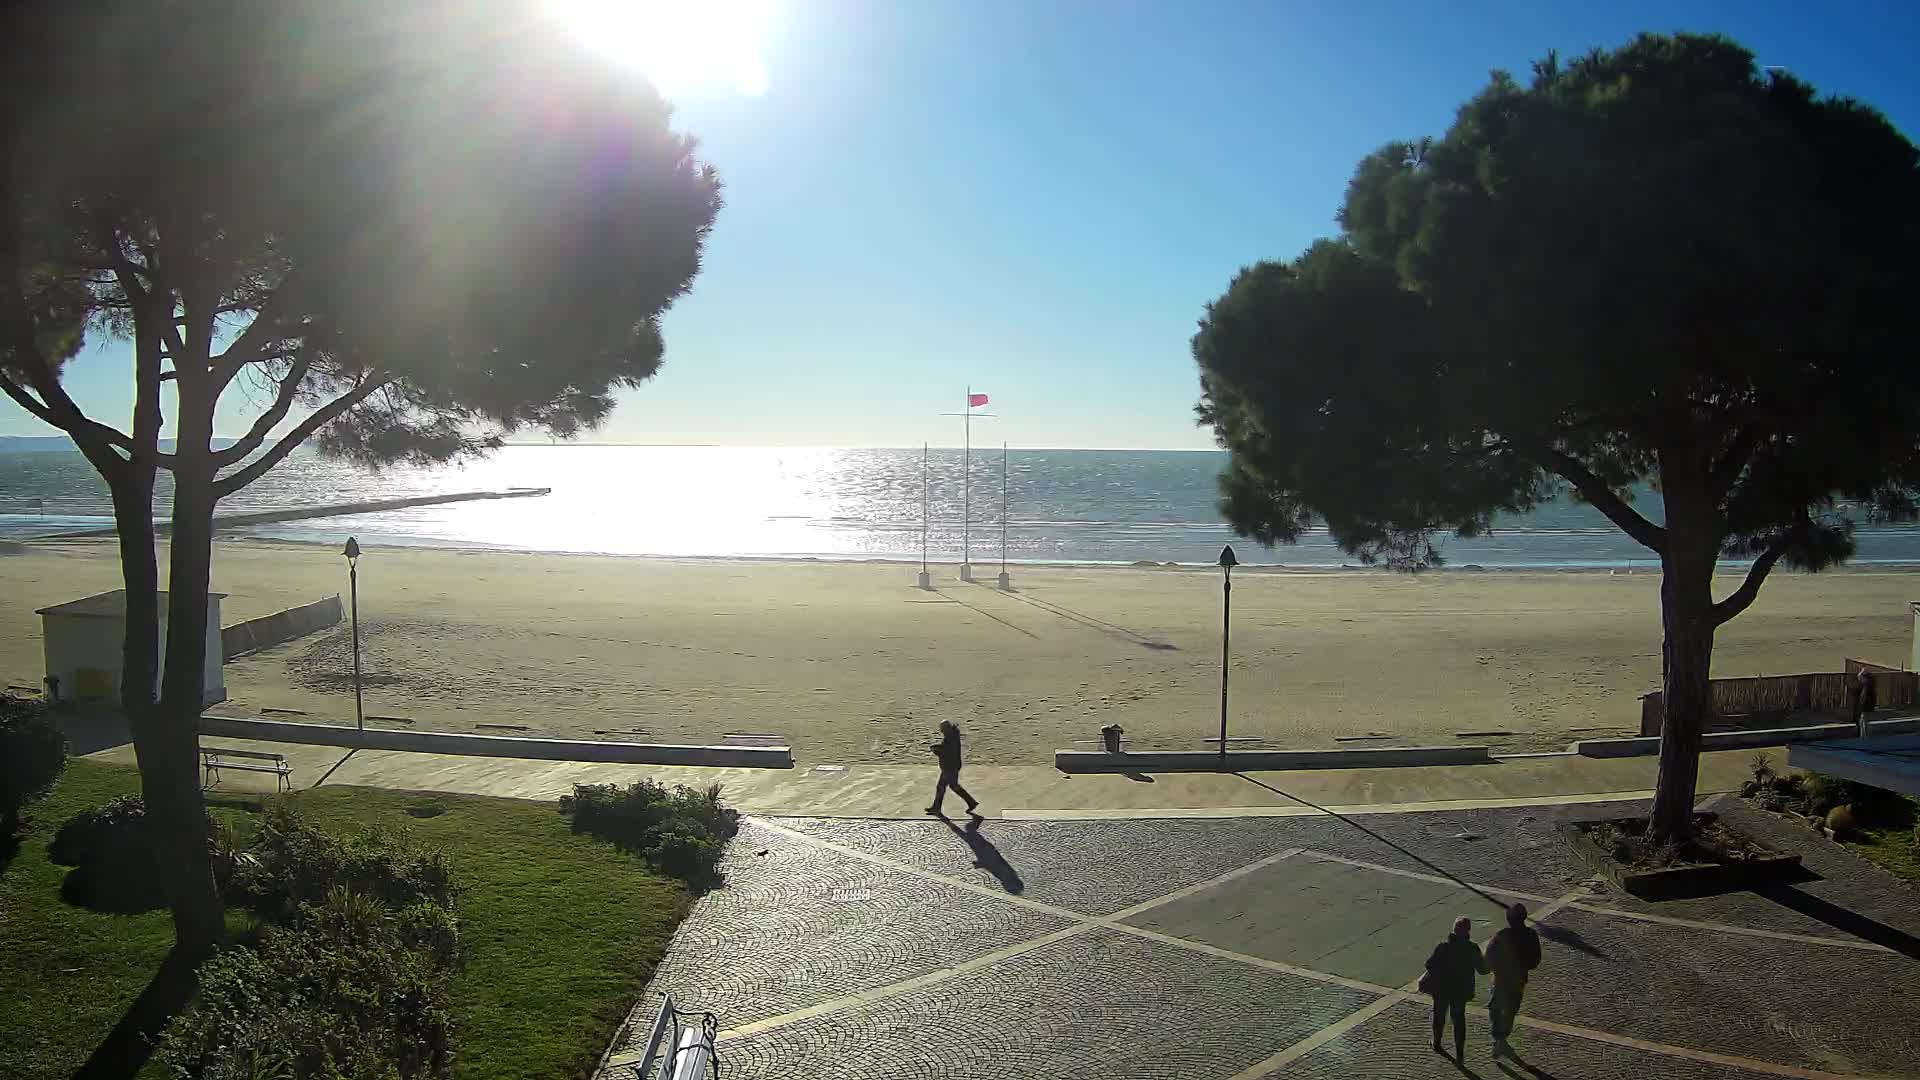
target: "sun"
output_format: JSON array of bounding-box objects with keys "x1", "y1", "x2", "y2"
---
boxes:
[{"x1": 546, "y1": 0, "x2": 774, "y2": 96}]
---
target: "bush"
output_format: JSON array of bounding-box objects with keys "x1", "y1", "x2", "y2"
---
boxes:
[
  {"x1": 48, "y1": 796, "x2": 220, "y2": 914},
  {"x1": 559, "y1": 781, "x2": 739, "y2": 885},
  {"x1": 158, "y1": 813, "x2": 461, "y2": 1080},
  {"x1": 1803, "y1": 772, "x2": 1910, "y2": 823},
  {"x1": 0, "y1": 693, "x2": 66, "y2": 834},
  {"x1": 1826, "y1": 804, "x2": 1858, "y2": 838},
  {"x1": 157, "y1": 887, "x2": 456, "y2": 1080},
  {"x1": 231, "y1": 805, "x2": 454, "y2": 923}
]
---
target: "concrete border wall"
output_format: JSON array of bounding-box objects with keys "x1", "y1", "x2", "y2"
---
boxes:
[
  {"x1": 222, "y1": 595, "x2": 343, "y2": 660},
  {"x1": 1576, "y1": 716, "x2": 1920, "y2": 758},
  {"x1": 1055, "y1": 745, "x2": 1491, "y2": 773},
  {"x1": 197, "y1": 715, "x2": 794, "y2": 769}
]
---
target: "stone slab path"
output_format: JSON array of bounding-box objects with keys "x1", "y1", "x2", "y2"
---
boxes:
[{"x1": 609, "y1": 799, "x2": 1920, "y2": 1079}]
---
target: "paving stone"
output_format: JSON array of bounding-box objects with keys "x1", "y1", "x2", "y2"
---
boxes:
[
  {"x1": 622, "y1": 820, "x2": 1072, "y2": 1042},
  {"x1": 714, "y1": 927, "x2": 1378, "y2": 1080},
  {"x1": 1124, "y1": 854, "x2": 1484, "y2": 988},
  {"x1": 777, "y1": 815, "x2": 1309, "y2": 915},
  {"x1": 1519, "y1": 906, "x2": 1920, "y2": 1076},
  {"x1": 1284, "y1": 1000, "x2": 1799, "y2": 1080}
]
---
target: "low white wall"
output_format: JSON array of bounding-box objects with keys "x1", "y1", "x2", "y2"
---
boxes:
[
  {"x1": 1054, "y1": 745, "x2": 1492, "y2": 772},
  {"x1": 197, "y1": 716, "x2": 795, "y2": 769}
]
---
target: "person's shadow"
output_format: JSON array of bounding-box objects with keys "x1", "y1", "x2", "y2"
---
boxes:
[
  {"x1": 940, "y1": 814, "x2": 1025, "y2": 895},
  {"x1": 1496, "y1": 1052, "x2": 1559, "y2": 1079}
]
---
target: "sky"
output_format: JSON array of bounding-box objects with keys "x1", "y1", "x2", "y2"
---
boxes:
[{"x1": 9, "y1": 0, "x2": 1920, "y2": 450}]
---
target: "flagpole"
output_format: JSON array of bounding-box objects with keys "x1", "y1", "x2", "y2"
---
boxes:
[
  {"x1": 917, "y1": 442, "x2": 932, "y2": 590},
  {"x1": 960, "y1": 385, "x2": 973, "y2": 582},
  {"x1": 997, "y1": 441, "x2": 1012, "y2": 591}
]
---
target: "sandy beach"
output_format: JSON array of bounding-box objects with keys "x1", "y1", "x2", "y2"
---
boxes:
[{"x1": 2, "y1": 537, "x2": 1915, "y2": 763}]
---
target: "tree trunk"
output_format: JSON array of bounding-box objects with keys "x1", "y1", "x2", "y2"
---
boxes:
[
  {"x1": 149, "y1": 396, "x2": 224, "y2": 960},
  {"x1": 1649, "y1": 523, "x2": 1719, "y2": 843}
]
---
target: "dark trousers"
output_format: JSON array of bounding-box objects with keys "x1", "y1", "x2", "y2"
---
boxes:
[
  {"x1": 1490, "y1": 978, "x2": 1526, "y2": 1043},
  {"x1": 1431, "y1": 996, "x2": 1466, "y2": 1057},
  {"x1": 931, "y1": 769, "x2": 976, "y2": 812}
]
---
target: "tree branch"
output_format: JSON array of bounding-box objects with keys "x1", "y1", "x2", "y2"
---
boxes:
[
  {"x1": 1709, "y1": 424, "x2": 1764, "y2": 496},
  {"x1": 212, "y1": 375, "x2": 387, "y2": 498},
  {"x1": 90, "y1": 213, "x2": 191, "y2": 365},
  {"x1": 210, "y1": 350, "x2": 314, "y2": 468},
  {"x1": 1711, "y1": 538, "x2": 1788, "y2": 626},
  {"x1": 1534, "y1": 447, "x2": 1668, "y2": 553},
  {"x1": 211, "y1": 269, "x2": 304, "y2": 390}
]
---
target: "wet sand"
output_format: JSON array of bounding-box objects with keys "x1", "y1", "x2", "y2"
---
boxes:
[{"x1": 2, "y1": 538, "x2": 1914, "y2": 763}]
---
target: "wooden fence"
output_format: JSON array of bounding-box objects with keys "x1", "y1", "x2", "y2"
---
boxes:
[{"x1": 1638, "y1": 659, "x2": 1917, "y2": 736}]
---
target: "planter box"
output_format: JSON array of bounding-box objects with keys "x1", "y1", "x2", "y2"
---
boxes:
[{"x1": 1557, "y1": 812, "x2": 1803, "y2": 900}]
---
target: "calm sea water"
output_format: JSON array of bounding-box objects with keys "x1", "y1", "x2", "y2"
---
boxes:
[{"x1": 4, "y1": 444, "x2": 1919, "y2": 568}]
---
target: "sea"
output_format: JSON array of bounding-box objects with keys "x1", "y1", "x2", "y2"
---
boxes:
[{"x1": 4, "y1": 444, "x2": 1920, "y2": 569}]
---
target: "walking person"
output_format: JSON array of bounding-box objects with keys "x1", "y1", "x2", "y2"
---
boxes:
[
  {"x1": 1421, "y1": 915, "x2": 1487, "y2": 1061},
  {"x1": 1851, "y1": 668, "x2": 1878, "y2": 737},
  {"x1": 926, "y1": 720, "x2": 980, "y2": 818},
  {"x1": 1485, "y1": 902, "x2": 1542, "y2": 1059}
]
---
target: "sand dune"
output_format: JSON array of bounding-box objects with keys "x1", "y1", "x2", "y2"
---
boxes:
[{"x1": 1, "y1": 538, "x2": 1914, "y2": 763}]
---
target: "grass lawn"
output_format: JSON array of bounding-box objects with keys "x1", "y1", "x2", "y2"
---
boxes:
[
  {"x1": 0, "y1": 759, "x2": 692, "y2": 1080},
  {"x1": 1842, "y1": 796, "x2": 1920, "y2": 885}
]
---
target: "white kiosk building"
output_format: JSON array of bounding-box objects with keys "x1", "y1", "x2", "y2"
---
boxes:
[{"x1": 35, "y1": 590, "x2": 227, "y2": 707}]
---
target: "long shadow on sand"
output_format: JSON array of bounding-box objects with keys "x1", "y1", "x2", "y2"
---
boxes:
[{"x1": 972, "y1": 584, "x2": 1179, "y2": 651}]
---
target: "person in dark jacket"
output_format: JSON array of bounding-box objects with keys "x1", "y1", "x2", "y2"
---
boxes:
[
  {"x1": 1485, "y1": 902, "x2": 1542, "y2": 1058},
  {"x1": 926, "y1": 720, "x2": 980, "y2": 817},
  {"x1": 1851, "y1": 669, "x2": 1878, "y2": 735},
  {"x1": 1423, "y1": 915, "x2": 1487, "y2": 1060}
]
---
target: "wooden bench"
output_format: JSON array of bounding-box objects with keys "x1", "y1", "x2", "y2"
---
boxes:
[{"x1": 201, "y1": 747, "x2": 292, "y2": 792}]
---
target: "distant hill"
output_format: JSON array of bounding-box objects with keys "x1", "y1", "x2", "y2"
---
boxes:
[{"x1": 0, "y1": 435, "x2": 238, "y2": 453}]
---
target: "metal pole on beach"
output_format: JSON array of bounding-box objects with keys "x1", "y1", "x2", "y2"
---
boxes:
[
  {"x1": 344, "y1": 537, "x2": 364, "y2": 739},
  {"x1": 997, "y1": 442, "x2": 1012, "y2": 590},
  {"x1": 917, "y1": 443, "x2": 932, "y2": 590},
  {"x1": 961, "y1": 387, "x2": 973, "y2": 582},
  {"x1": 1218, "y1": 544, "x2": 1237, "y2": 762}
]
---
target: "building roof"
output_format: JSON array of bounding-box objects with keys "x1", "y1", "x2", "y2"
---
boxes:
[{"x1": 34, "y1": 590, "x2": 228, "y2": 619}]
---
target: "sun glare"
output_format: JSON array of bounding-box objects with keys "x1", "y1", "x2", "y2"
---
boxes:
[{"x1": 548, "y1": 0, "x2": 775, "y2": 96}]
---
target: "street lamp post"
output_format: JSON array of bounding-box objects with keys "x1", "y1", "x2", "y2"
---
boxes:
[
  {"x1": 344, "y1": 537, "x2": 364, "y2": 738},
  {"x1": 1218, "y1": 544, "x2": 1237, "y2": 762}
]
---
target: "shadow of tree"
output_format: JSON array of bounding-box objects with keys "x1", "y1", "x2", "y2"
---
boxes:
[
  {"x1": 1755, "y1": 883, "x2": 1920, "y2": 961},
  {"x1": 75, "y1": 945, "x2": 202, "y2": 1080}
]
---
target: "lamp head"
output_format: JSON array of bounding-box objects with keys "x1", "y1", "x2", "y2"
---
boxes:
[
  {"x1": 343, "y1": 536, "x2": 361, "y2": 562},
  {"x1": 1218, "y1": 544, "x2": 1238, "y2": 569}
]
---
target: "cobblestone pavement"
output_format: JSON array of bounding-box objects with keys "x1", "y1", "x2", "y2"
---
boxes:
[{"x1": 608, "y1": 803, "x2": 1920, "y2": 1080}]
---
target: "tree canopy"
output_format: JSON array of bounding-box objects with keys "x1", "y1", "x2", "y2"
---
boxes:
[
  {"x1": 2, "y1": 0, "x2": 722, "y2": 480},
  {"x1": 1197, "y1": 33, "x2": 1920, "y2": 577},
  {"x1": 1192, "y1": 33, "x2": 1920, "y2": 838},
  {"x1": 0, "y1": 0, "x2": 724, "y2": 968}
]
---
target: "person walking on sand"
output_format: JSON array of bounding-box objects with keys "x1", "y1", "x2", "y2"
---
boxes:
[
  {"x1": 1421, "y1": 915, "x2": 1487, "y2": 1061},
  {"x1": 1486, "y1": 902, "x2": 1542, "y2": 1059},
  {"x1": 926, "y1": 720, "x2": 980, "y2": 818}
]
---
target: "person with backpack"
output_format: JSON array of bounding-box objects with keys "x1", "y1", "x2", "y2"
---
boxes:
[
  {"x1": 1421, "y1": 915, "x2": 1487, "y2": 1060},
  {"x1": 1486, "y1": 902, "x2": 1543, "y2": 1059}
]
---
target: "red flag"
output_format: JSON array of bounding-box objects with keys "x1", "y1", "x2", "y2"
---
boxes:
[{"x1": 968, "y1": 392, "x2": 990, "y2": 407}]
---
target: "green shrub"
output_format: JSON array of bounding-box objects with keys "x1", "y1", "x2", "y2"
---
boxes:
[
  {"x1": 558, "y1": 781, "x2": 739, "y2": 885},
  {"x1": 231, "y1": 805, "x2": 453, "y2": 922},
  {"x1": 157, "y1": 887, "x2": 456, "y2": 1080},
  {"x1": 1803, "y1": 772, "x2": 1910, "y2": 823},
  {"x1": 48, "y1": 796, "x2": 220, "y2": 913},
  {"x1": 0, "y1": 692, "x2": 66, "y2": 834}
]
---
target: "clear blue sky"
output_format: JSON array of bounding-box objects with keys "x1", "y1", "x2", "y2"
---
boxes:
[{"x1": 9, "y1": 0, "x2": 1920, "y2": 449}]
